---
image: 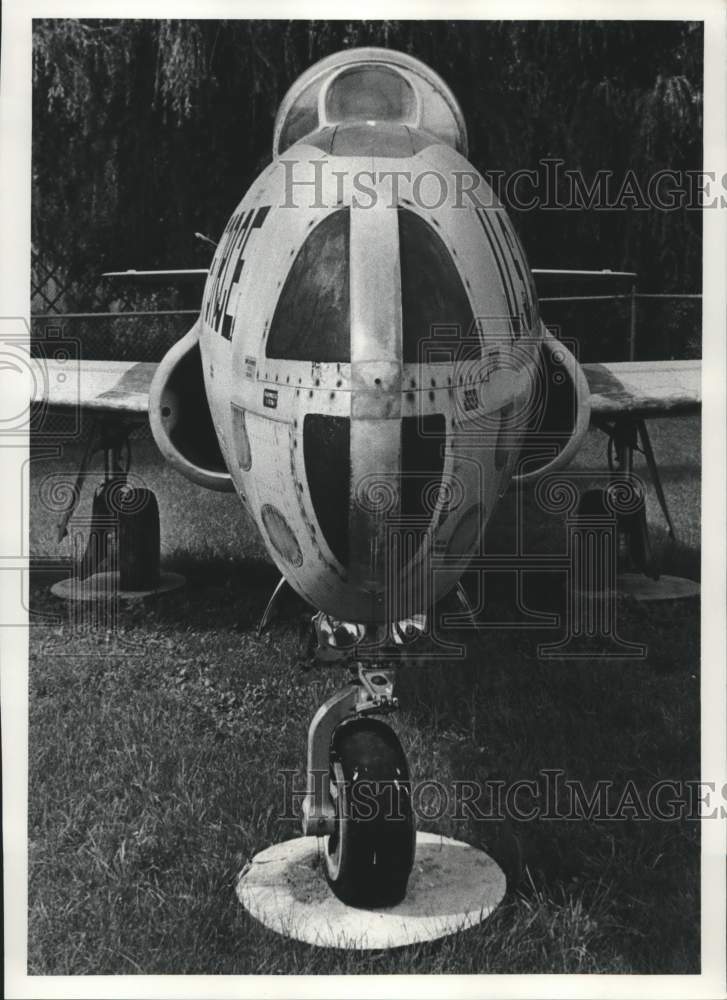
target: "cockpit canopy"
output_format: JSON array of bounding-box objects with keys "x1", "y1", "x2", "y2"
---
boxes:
[
  {"x1": 273, "y1": 47, "x2": 468, "y2": 158},
  {"x1": 325, "y1": 65, "x2": 418, "y2": 125}
]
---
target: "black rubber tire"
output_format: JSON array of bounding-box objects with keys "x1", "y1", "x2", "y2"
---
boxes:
[{"x1": 324, "y1": 717, "x2": 415, "y2": 908}]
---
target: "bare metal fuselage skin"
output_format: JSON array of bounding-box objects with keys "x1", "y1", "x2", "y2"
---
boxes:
[{"x1": 152, "y1": 50, "x2": 587, "y2": 624}]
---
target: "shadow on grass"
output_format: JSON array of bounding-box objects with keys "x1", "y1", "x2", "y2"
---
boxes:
[
  {"x1": 392, "y1": 562, "x2": 699, "y2": 973},
  {"x1": 29, "y1": 554, "x2": 310, "y2": 635}
]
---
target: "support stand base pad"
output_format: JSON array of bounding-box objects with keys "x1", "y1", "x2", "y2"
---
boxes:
[
  {"x1": 237, "y1": 831, "x2": 506, "y2": 949},
  {"x1": 617, "y1": 572, "x2": 700, "y2": 602},
  {"x1": 50, "y1": 570, "x2": 185, "y2": 602},
  {"x1": 574, "y1": 573, "x2": 700, "y2": 603}
]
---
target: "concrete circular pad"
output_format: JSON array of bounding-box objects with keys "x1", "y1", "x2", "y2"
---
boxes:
[
  {"x1": 575, "y1": 573, "x2": 700, "y2": 604},
  {"x1": 237, "y1": 831, "x2": 506, "y2": 949},
  {"x1": 51, "y1": 569, "x2": 185, "y2": 602},
  {"x1": 617, "y1": 572, "x2": 700, "y2": 602}
]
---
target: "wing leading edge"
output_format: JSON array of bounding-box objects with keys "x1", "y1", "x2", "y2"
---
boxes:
[
  {"x1": 32, "y1": 359, "x2": 157, "y2": 414},
  {"x1": 582, "y1": 359, "x2": 701, "y2": 418}
]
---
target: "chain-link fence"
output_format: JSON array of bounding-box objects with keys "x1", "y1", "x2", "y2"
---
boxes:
[
  {"x1": 539, "y1": 293, "x2": 701, "y2": 364},
  {"x1": 31, "y1": 247, "x2": 196, "y2": 363},
  {"x1": 31, "y1": 249, "x2": 201, "y2": 439}
]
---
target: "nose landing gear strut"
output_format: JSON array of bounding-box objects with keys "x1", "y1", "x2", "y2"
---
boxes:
[{"x1": 300, "y1": 615, "x2": 417, "y2": 908}]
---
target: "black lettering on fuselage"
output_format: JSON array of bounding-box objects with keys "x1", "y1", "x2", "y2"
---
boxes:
[
  {"x1": 476, "y1": 209, "x2": 519, "y2": 337},
  {"x1": 204, "y1": 205, "x2": 271, "y2": 339},
  {"x1": 495, "y1": 213, "x2": 534, "y2": 331}
]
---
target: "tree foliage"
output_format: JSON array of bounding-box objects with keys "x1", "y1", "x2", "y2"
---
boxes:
[{"x1": 32, "y1": 19, "x2": 703, "y2": 311}]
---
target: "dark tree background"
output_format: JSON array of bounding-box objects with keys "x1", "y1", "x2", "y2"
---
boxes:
[{"x1": 32, "y1": 19, "x2": 703, "y2": 360}]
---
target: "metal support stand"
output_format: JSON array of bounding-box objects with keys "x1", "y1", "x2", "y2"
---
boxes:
[
  {"x1": 454, "y1": 581, "x2": 480, "y2": 630},
  {"x1": 257, "y1": 576, "x2": 292, "y2": 635},
  {"x1": 539, "y1": 505, "x2": 646, "y2": 658},
  {"x1": 591, "y1": 413, "x2": 698, "y2": 603},
  {"x1": 636, "y1": 417, "x2": 676, "y2": 540},
  {"x1": 51, "y1": 417, "x2": 184, "y2": 602},
  {"x1": 605, "y1": 414, "x2": 676, "y2": 543}
]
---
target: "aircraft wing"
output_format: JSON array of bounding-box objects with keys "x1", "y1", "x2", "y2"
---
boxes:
[
  {"x1": 102, "y1": 269, "x2": 209, "y2": 282},
  {"x1": 33, "y1": 356, "x2": 701, "y2": 421},
  {"x1": 582, "y1": 360, "x2": 701, "y2": 418},
  {"x1": 33, "y1": 359, "x2": 157, "y2": 415}
]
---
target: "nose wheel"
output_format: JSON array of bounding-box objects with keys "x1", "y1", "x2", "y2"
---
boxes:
[
  {"x1": 324, "y1": 717, "x2": 415, "y2": 908},
  {"x1": 300, "y1": 616, "x2": 417, "y2": 908}
]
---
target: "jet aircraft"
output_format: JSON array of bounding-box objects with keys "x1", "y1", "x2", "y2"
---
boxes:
[{"x1": 33, "y1": 47, "x2": 701, "y2": 908}]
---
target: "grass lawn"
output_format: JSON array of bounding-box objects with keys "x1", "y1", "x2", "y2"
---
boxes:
[{"x1": 27, "y1": 417, "x2": 701, "y2": 974}]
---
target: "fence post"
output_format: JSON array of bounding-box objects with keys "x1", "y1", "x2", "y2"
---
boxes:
[{"x1": 628, "y1": 283, "x2": 637, "y2": 361}]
